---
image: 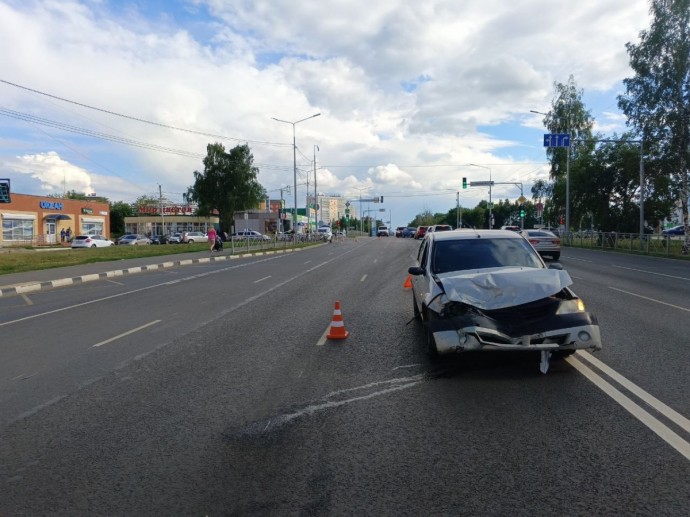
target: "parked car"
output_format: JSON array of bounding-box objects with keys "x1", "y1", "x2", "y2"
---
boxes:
[
  {"x1": 377, "y1": 226, "x2": 390, "y2": 236},
  {"x1": 519, "y1": 229, "x2": 561, "y2": 260},
  {"x1": 662, "y1": 225, "x2": 685, "y2": 236},
  {"x1": 232, "y1": 230, "x2": 271, "y2": 241},
  {"x1": 402, "y1": 227, "x2": 417, "y2": 238},
  {"x1": 150, "y1": 234, "x2": 168, "y2": 245},
  {"x1": 118, "y1": 234, "x2": 151, "y2": 245},
  {"x1": 167, "y1": 233, "x2": 183, "y2": 244},
  {"x1": 501, "y1": 225, "x2": 521, "y2": 232},
  {"x1": 71, "y1": 235, "x2": 114, "y2": 248},
  {"x1": 407, "y1": 229, "x2": 601, "y2": 370},
  {"x1": 182, "y1": 231, "x2": 208, "y2": 243},
  {"x1": 395, "y1": 226, "x2": 407, "y2": 237},
  {"x1": 414, "y1": 226, "x2": 428, "y2": 239}
]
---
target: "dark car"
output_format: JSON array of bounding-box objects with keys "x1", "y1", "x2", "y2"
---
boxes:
[
  {"x1": 395, "y1": 226, "x2": 406, "y2": 237},
  {"x1": 407, "y1": 229, "x2": 601, "y2": 372},
  {"x1": 662, "y1": 225, "x2": 685, "y2": 236},
  {"x1": 402, "y1": 227, "x2": 417, "y2": 238}
]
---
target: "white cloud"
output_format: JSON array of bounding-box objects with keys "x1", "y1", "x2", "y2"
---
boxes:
[{"x1": 0, "y1": 0, "x2": 652, "y2": 225}]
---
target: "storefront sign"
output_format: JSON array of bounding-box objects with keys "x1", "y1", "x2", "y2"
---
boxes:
[
  {"x1": 39, "y1": 201, "x2": 64, "y2": 210},
  {"x1": 137, "y1": 205, "x2": 194, "y2": 215},
  {"x1": 81, "y1": 208, "x2": 93, "y2": 214}
]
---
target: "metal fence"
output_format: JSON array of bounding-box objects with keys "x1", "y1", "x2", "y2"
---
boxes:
[{"x1": 564, "y1": 231, "x2": 689, "y2": 258}]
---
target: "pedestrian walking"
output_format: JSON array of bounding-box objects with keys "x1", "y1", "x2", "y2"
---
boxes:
[
  {"x1": 207, "y1": 226, "x2": 217, "y2": 252},
  {"x1": 60, "y1": 228, "x2": 66, "y2": 242}
]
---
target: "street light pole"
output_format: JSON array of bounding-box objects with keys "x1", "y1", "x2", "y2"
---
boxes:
[
  {"x1": 314, "y1": 145, "x2": 319, "y2": 228},
  {"x1": 272, "y1": 113, "x2": 321, "y2": 240},
  {"x1": 469, "y1": 163, "x2": 492, "y2": 228}
]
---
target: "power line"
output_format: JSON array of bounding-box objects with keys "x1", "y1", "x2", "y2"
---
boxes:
[{"x1": 0, "y1": 78, "x2": 292, "y2": 148}]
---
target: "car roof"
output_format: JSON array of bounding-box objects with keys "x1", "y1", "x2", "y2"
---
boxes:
[{"x1": 426, "y1": 229, "x2": 522, "y2": 241}]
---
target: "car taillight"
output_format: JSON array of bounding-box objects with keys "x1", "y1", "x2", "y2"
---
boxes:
[
  {"x1": 529, "y1": 239, "x2": 539, "y2": 245},
  {"x1": 85, "y1": 238, "x2": 92, "y2": 243},
  {"x1": 553, "y1": 239, "x2": 560, "y2": 244}
]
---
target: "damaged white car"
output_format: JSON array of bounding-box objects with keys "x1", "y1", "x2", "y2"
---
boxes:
[{"x1": 408, "y1": 230, "x2": 601, "y2": 373}]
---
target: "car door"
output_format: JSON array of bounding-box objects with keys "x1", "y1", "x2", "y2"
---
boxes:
[{"x1": 411, "y1": 237, "x2": 431, "y2": 311}]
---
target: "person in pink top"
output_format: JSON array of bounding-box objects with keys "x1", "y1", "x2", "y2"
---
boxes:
[{"x1": 207, "y1": 226, "x2": 217, "y2": 252}]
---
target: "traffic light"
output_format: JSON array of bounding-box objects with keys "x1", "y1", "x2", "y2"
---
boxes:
[
  {"x1": 462, "y1": 177, "x2": 467, "y2": 189},
  {"x1": 519, "y1": 205, "x2": 525, "y2": 218}
]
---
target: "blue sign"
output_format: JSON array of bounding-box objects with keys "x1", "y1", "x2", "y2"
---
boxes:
[
  {"x1": 39, "y1": 201, "x2": 64, "y2": 210},
  {"x1": 543, "y1": 134, "x2": 570, "y2": 147}
]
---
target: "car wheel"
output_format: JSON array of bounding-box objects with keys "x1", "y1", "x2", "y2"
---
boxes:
[
  {"x1": 188, "y1": 240, "x2": 194, "y2": 244},
  {"x1": 91, "y1": 244, "x2": 97, "y2": 248},
  {"x1": 425, "y1": 325, "x2": 439, "y2": 360},
  {"x1": 412, "y1": 294, "x2": 421, "y2": 320},
  {"x1": 551, "y1": 350, "x2": 574, "y2": 360},
  {"x1": 552, "y1": 252, "x2": 560, "y2": 260},
  {"x1": 422, "y1": 309, "x2": 440, "y2": 360}
]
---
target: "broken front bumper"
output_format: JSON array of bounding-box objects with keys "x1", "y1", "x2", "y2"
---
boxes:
[{"x1": 429, "y1": 315, "x2": 602, "y2": 356}]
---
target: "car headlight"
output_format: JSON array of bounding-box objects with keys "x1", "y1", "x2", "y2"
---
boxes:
[{"x1": 555, "y1": 298, "x2": 587, "y2": 315}]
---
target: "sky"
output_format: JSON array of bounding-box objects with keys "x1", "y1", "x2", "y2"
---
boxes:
[{"x1": 0, "y1": 0, "x2": 652, "y2": 228}]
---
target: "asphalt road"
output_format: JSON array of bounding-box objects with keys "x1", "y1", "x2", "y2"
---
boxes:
[{"x1": 1, "y1": 238, "x2": 689, "y2": 515}]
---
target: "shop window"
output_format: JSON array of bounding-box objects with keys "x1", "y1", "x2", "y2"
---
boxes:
[
  {"x1": 81, "y1": 222, "x2": 104, "y2": 236},
  {"x1": 2, "y1": 218, "x2": 34, "y2": 241}
]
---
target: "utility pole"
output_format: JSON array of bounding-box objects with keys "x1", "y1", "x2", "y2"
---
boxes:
[
  {"x1": 314, "y1": 145, "x2": 319, "y2": 228},
  {"x1": 158, "y1": 184, "x2": 164, "y2": 236}
]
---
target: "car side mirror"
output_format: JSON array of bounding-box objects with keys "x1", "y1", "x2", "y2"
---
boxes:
[
  {"x1": 408, "y1": 266, "x2": 424, "y2": 276},
  {"x1": 548, "y1": 263, "x2": 563, "y2": 270}
]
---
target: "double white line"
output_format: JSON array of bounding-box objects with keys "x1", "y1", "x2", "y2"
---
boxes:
[{"x1": 569, "y1": 351, "x2": 690, "y2": 461}]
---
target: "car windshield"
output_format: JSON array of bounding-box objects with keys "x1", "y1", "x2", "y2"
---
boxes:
[{"x1": 431, "y1": 237, "x2": 543, "y2": 274}]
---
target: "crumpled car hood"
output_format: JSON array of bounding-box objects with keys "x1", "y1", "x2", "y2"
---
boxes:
[{"x1": 437, "y1": 267, "x2": 573, "y2": 310}]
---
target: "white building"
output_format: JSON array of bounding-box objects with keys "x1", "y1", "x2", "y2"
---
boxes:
[{"x1": 307, "y1": 193, "x2": 357, "y2": 226}]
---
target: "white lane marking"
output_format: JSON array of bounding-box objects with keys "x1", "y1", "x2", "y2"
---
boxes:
[
  {"x1": 21, "y1": 294, "x2": 33, "y2": 305},
  {"x1": 612, "y1": 264, "x2": 690, "y2": 282},
  {"x1": 374, "y1": 259, "x2": 378, "y2": 263},
  {"x1": 304, "y1": 260, "x2": 312, "y2": 264},
  {"x1": 316, "y1": 326, "x2": 330, "y2": 346},
  {"x1": 254, "y1": 276, "x2": 271, "y2": 284},
  {"x1": 360, "y1": 274, "x2": 367, "y2": 282},
  {"x1": 91, "y1": 320, "x2": 161, "y2": 348},
  {"x1": 576, "y1": 351, "x2": 690, "y2": 434},
  {"x1": 0, "y1": 254, "x2": 290, "y2": 328},
  {"x1": 106, "y1": 279, "x2": 125, "y2": 285},
  {"x1": 608, "y1": 286, "x2": 690, "y2": 312},
  {"x1": 567, "y1": 355, "x2": 690, "y2": 461}
]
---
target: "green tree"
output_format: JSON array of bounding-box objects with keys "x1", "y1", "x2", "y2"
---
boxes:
[
  {"x1": 187, "y1": 143, "x2": 266, "y2": 232},
  {"x1": 541, "y1": 76, "x2": 595, "y2": 230},
  {"x1": 618, "y1": 0, "x2": 690, "y2": 244},
  {"x1": 109, "y1": 201, "x2": 133, "y2": 235}
]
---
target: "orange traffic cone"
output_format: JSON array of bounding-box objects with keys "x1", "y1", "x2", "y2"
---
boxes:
[
  {"x1": 326, "y1": 300, "x2": 349, "y2": 340},
  {"x1": 403, "y1": 274, "x2": 413, "y2": 289}
]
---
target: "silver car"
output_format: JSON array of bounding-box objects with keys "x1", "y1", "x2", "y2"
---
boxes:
[
  {"x1": 520, "y1": 229, "x2": 561, "y2": 260},
  {"x1": 118, "y1": 234, "x2": 151, "y2": 245},
  {"x1": 408, "y1": 229, "x2": 601, "y2": 372}
]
